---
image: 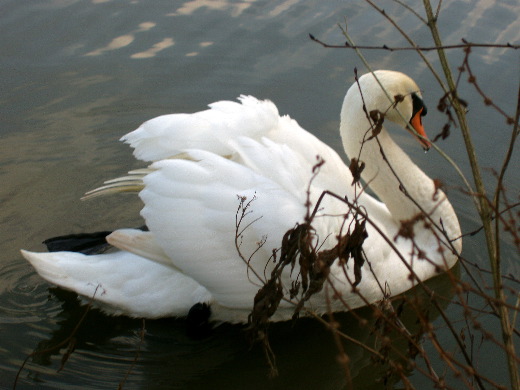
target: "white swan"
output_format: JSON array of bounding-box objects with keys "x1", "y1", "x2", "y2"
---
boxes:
[{"x1": 21, "y1": 70, "x2": 461, "y2": 323}]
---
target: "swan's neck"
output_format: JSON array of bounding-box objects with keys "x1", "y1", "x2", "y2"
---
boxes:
[{"x1": 340, "y1": 105, "x2": 461, "y2": 254}]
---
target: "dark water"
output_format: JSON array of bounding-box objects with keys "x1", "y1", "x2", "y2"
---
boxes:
[{"x1": 1, "y1": 0, "x2": 518, "y2": 388}]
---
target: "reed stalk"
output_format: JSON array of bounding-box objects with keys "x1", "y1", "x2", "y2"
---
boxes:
[{"x1": 422, "y1": 1, "x2": 519, "y2": 388}]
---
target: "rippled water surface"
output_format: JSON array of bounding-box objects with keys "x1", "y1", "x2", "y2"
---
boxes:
[{"x1": 1, "y1": 0, "x2": 519, "y2": 389}]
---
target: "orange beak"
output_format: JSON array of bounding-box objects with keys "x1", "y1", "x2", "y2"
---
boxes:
[{"x1": 409, "y1": 108, "x2": 431, "y2": 151}]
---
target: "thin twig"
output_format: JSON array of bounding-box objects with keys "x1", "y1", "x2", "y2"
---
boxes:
[{"x1": 309, "y1": 34, "x2": 520, "y2": 52}]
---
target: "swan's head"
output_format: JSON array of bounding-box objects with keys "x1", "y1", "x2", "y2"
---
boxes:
[{"x1": 343, "y1": 70, "x2": 431, "y2": 150}]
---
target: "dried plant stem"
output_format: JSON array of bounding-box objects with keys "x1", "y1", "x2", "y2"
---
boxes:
[
  {"x1": 493, "y1": 81, "x2": 520, "y2": 237},
  {"x1": 422, "y1": 1, "x2": 519, "y2": 388}
]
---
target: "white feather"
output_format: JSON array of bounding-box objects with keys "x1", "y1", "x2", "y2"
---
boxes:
[
  {"x1": 21, "y1": 249, "x2": 211, "y2": 318},
  {"x1": 122, "y1": 95, "x2": 279, "y2": 162}
]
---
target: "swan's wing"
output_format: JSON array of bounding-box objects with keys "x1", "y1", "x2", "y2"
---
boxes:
[
  {"x1": 138, "y1": 144, "x2": 308, "y2": 309},
  {"x1": 122, "y1": 96, "x2": 279, "y2": 162},
  {"x1": 87, "y1": 95, "x2": 396, "y2": 313},
  {"x1": 119, "y1": 100, "x2": 396, "y2": 309},
  {"x1": 20, "y1": 250, "x2": 211, "y2": 318}
]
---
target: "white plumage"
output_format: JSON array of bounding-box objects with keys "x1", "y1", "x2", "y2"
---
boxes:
[{"x1": 22, "y1": 70, "x2": 461, "y2": 323}]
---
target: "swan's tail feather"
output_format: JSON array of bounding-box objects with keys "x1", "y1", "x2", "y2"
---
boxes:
[
  {"x1": 20, "y1": 249, "x2": 211, "y2": 318},
  {"x1": 81, "y1": 154, "x2": 203, "y2": 200},
  {"x1": 81, "y1": 169, "x2": 150, "y2": 200},
  {"x1": 22, "y1": 250, "x2": 72, "y2": 284},
  {"x1": 20, "y1": 250, "x2": 113, "y2": 303}
]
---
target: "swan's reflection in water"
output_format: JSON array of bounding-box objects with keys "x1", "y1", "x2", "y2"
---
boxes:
[{"x1": 25, "y1": 270, "x2": 456, "y2": 389}]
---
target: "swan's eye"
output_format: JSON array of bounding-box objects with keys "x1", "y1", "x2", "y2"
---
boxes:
[{"x1": 411, "y1": 93, "x2": 427, "y2": 118}]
